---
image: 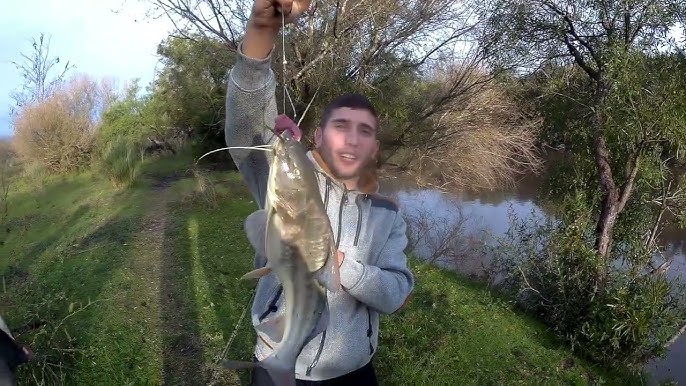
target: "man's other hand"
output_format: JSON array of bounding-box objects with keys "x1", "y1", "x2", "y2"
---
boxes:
[
  {"x1": 243, "y1": 0, "x2": 311, "y2": 59},
  {"x1": 249, "y1": 0, "x2": 311, "y2": 32},
  {"x1": 275, "y1": 114, "x2": 302, "y2": 141}
]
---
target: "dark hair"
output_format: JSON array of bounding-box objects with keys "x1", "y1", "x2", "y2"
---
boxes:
[{"x1": 319, "y1": 93, "x2": 378, "y2": 130}]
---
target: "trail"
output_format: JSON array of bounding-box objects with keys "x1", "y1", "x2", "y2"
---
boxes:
[{"x1": 125, "y1": 176, "x2": 207, "y2": 384}]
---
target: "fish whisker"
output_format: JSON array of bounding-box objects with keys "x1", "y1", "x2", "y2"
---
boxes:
[{"x1": 196, "y1": 146, "x2": 273, "y2": 163}]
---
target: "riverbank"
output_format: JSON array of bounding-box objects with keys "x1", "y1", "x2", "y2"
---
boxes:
[
  {"x1": 0, "y1": 152, "x2": 639, "y2": 384},
  {"x1": 379, "y1": 168, "x2": 686, "y2": 385}
]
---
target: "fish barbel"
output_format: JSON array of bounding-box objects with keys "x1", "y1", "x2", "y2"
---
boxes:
[{"x1": 223, "y1": 130, "x2": 341, "y2": 386}]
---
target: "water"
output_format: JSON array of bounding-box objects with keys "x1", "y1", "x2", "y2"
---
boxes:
[{"x1": 379, "y1": 174, "x2": 686, "y2": 385}]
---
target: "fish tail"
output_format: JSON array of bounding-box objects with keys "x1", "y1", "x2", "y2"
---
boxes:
[
  {"x1": 222, "y1": 359, "x2": 258, "y2": 370},
  {"x1": 222, "y1": 355, "x2": 296, "y2": 386},
  {"x1": 262, "y1": 355, "x2": 297, "y2": 386}
]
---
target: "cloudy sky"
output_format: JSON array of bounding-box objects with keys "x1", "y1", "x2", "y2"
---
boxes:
[{"x1": 0, "y1": 0, "x2": 174, "y2": 137}]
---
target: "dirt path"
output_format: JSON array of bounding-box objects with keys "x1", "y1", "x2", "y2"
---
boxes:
[{"x1": 126, "y1": 180, "x2": 209, "y2": 385}]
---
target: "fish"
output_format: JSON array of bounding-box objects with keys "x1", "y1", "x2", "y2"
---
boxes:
[
  {"x1": 223, "y1": 130, "x2": 341, "y2": 386},
  {"x1": 0, "y1": 315, "x2": 33, "y2": 386}
]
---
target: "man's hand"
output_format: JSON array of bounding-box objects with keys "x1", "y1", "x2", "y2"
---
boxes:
[
  {"x1": 243, "y1": 0, "x2": 311, "y2": 59},
  {"x1": 274, "y1": 114, "x2": 302, "y2": 141}
]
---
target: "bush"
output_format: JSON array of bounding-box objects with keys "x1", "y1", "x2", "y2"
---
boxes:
[
  {"x1": 404, "y1": 73, "x2": 544, "y2": 191},
  {"x1": 98, "y1": 138, "x2": 142, "y2": 189},
  {"x1": 12, "y1": 75, "x2": 115, "y2": 173},
  {"x1": 490, "y1": 211, "x2": 686, "y2": 367}
]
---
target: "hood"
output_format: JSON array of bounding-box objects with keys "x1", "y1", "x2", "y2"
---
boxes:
[{"x1": 308, "y1": 149, "x2": 379, "y2": 195}]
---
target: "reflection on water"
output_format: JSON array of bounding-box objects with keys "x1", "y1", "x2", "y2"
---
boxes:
[{"x1": 379, "y1": 175, "x2": 686, "y2": 385}]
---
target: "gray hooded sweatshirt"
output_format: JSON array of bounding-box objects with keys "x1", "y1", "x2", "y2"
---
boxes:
[{"x1": 224, "y1": 42, "x2": 414, "y2": 382}]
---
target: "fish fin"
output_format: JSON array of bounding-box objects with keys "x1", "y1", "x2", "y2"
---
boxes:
[
  {"x1": 258, "y1": 314, "x2": 286, "y2": 343},
  {"x1": 240, "y1": 266, "x2": 273, "y2": 280},
  {"x1": 314, "y1": 247, "x2": 342, "y2": 293},
  {"x1": 244, "y1": 209, "x2": 267, "y2": 256}
]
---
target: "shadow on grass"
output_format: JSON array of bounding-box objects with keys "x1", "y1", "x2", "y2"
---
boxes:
[
  {"x1": 3, "y1": 196, "x2": 150, "y2": 385},
  {"x1": 156, "y1": 180, "x2": 258, "y2": 385}
]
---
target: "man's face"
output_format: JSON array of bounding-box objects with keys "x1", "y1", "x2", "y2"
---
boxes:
[{"x1": 314, "y1": 107, "x2": 380, "y2": 183}]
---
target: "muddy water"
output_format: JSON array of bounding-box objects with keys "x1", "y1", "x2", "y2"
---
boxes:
[{"x1": 379, "y1": 174, "x2": 686, "y2": 385}]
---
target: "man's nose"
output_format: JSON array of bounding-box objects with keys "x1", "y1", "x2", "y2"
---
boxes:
[{"x1": 345, "y1": 130, "x2": 359, "y2": 146}]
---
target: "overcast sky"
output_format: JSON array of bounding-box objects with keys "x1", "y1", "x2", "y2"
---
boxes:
[{"x1": 0, "y1": 0, "x2": 174, "y2": 137}]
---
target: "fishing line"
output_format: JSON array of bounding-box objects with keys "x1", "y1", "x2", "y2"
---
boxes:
[
  {"x1": 281, "y1": 11, "x2": 297, "y2": 121},
  {"x1": 195, "y1": 146, "x2": 273, "y2": 164}
]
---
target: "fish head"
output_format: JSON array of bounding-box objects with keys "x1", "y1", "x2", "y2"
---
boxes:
[{"x1": 268, "y1": 132, "x2": 318, "y2": 216}]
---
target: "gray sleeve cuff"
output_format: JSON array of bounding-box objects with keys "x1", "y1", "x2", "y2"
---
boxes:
[
  {"x1": 229, "y1": 41, "x2": 276, "y2": 92},
  {"x1": 340, "y1": 257, "x2": 366, "y2": 290}
]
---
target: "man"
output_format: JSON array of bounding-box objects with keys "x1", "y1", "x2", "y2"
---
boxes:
[{"x1": 224, "y1": 1, "x2": 414, "y2": 384}]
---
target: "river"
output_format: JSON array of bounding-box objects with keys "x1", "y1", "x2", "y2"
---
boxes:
[{"x1": 378, "y1": 172, "x2": 686, "y2": 385}]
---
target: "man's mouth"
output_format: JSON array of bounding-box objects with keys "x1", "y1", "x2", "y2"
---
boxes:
[{"x1": 339, "y1": 153, "x2": 358, "y2": 161}]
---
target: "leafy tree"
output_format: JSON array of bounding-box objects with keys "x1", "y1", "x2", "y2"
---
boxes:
[
  {"x1": 480, "y1": 0, "x2": 686, "y2": 365},
  {"x1": 480, "y1": 0, "x2": 686, "y2": 281},
  {"x1": 152, "y1": 34, "x2": 236, "y2": 162}
]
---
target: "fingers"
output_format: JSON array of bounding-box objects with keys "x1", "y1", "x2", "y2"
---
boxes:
[
  {"x1": 275, "y1": 114, "x2": 302, "y2": 141},
  {"x1": 275, "y1": 0, "x2": 293, "y2": 16}
]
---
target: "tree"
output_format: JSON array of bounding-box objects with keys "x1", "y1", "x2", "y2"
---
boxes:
[
  {"x1": 144, "y1": 1, "x2": 487, "y2": 150},
  {"x1": 480, "y1": 0, "x2": 686, "y2": 281},
  {"x1": 152, "y1": 34, "x2": 237, "y2": 161},
  {"x1": 10, "y1": 33, "x2": 75, "y2": 111}
]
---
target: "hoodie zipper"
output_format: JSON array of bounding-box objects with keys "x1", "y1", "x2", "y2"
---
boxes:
[
  {"x1": 353, "y1": 194, "x2": 366, "y2": 246},
  {"x1": 307, "y1": 182, "x2": 348, "y2": 376}
]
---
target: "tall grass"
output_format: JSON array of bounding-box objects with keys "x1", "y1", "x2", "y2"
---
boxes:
[{"x1": 98, "y1": 138, "x2": 142, "y2": 189}]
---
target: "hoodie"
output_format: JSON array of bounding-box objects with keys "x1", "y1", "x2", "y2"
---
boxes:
[{"x1": 224, "y1": 42, "x2": 414, "y2": 381}]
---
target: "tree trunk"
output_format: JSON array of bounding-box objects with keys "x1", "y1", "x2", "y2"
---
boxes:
[{"x1": 591, "y1": 81, "x2": 620, "y2": 284}]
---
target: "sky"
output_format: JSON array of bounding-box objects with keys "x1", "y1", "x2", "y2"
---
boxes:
[{"x1": 0, "y1": 0, "x2": 174, "y2": 138}]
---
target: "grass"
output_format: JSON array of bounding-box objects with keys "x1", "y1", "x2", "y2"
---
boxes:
[{"x1": 0, "y1": 151, "x2": 644, "y2": 385}]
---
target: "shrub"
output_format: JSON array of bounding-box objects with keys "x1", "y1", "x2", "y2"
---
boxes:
[
  {"x1": 490, "y1": 210, "x2": 686, "y2": 367},
  {"x1": 98, "y1": 138, "x2": 142, "y2": 189},
  {"x1": 12, "y1": 75, "x2": 115, "y2": 173}
]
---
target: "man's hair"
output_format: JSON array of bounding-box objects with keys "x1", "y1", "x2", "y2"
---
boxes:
[{"x1": 319, "y1": 93, "x2": 379, "y2": 130}]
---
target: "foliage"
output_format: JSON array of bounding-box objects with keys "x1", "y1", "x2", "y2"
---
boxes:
[
  {"x1": 153, "y1": 34, "x2": 236, "y2": 163},
  {"x1": 98, "y1": 138, "x2": 143, "y2": 189},
  {"x1": 12, "y1": 74, "x2": 115, "y2": 173},
  {"x1": 95, "y1": 79, "x2": 185, "y2": 157},
  {"x1": 490, "y1": 209, "x2": 686, "y2": 367},
  {"x1": 477, "y1": 0, "x2": 686, "y2": 366},
  {"x1": 405, "y1": 73, "x2": 544, "y2": 191}
]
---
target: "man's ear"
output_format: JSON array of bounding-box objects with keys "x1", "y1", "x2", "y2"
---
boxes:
[
  {"x1": 314, "y1": 127, "x2": 323, "y2": 148},
  {"x1": 373, "y1": 139, "x2": 380, "y2": 159}
]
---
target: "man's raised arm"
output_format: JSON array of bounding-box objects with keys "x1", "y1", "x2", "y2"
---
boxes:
[{"x1": 224, "y1": 0, "x2": 309, "y2": 207}]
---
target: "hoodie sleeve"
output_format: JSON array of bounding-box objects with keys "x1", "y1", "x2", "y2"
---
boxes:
[
  {"x1": 339, "y1": 211, "x2": 415, "y2": 314},
  {"x1": 224, "y1": 41, "x2": 279, "y2": 209}
]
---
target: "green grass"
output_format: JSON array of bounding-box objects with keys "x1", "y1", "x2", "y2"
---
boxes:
[{"x1": 0, "y1": 152, "x2": 644, "y2": 385}]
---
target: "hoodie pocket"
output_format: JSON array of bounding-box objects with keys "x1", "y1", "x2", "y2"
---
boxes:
[{"x1": 258, "y1": 284, "x2": 283, "y2": 322}]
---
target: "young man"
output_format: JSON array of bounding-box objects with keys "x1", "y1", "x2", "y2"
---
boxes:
[{"x1": 224, "y1": 1, "x2": 414, "y2": 384}]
